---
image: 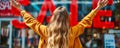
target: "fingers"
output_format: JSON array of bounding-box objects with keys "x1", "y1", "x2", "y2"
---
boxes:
[
  {"x1": 10, "y1": 0, "x2": 20, "y2": 6},
  {"x1": 10, "y1": 0, "x2": 15, "y2": 4},
  {"x1": 10, "y1": 0, "x2": 21, "y2": 10},
  {"x1": 104, "y1": 0, "x2": 108, "y2": 4},
  {"x1": 99, "y1": 0, "x2": 108, "y2": 6},
  {"x1": 10, "y1": 0, "x2": 19, "y2": 5},
  {"x1": 101, "y1": 0, "x2": 106, "y2": 4},
  {"x1": 103, "y1": 0, "x2": 108, "y2": 4},
  {"x1": 97, "y1": 0, "x2": 108, "y2": 9},
  {"x1": 103, "y1": 0, "x2": 108, "y2": 6},
  {"x1": 100, "y1": 0, "x2": 108, "y2": 4},
  {"x1": 10, "y1": 0, "x2": 14, "y2": 6},
  {"x1": 10, "y1": 0, "x2": 16, "y2": 5}
]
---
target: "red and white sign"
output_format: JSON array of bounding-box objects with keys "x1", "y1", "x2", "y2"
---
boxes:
[
  {"x1": 0, "y1": 0, "x2": 30, "y2": 16},
  {"x1": 8, "y1": 0, "x2": 115, "y2": 29},
  {"x1": 0, "y1": 0, "x2": 12, "y2": 16}
]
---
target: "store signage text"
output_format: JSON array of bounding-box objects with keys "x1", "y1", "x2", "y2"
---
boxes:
[
  {"x1": 0, "y1": 0, "x2": 11, "y2": 16},
  {"x1": 93, "y1": 0, "x2": 114, "y2": 28},
  {"x1": 10, "y1": 0, "x2": 114, "y2": 28},
  {"x1": 0, "y1": 0, "x2": 11, "y2": 10}
]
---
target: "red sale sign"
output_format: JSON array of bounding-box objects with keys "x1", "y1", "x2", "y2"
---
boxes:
[
  {"x1": 37, "y1": 0, "x2": 56, "y2": 23},
  {"x1": 11, "y1": 0, "x2": 115, "y2": 29}
]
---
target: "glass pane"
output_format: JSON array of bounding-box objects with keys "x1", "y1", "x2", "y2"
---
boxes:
[{"x1": 0, "y1": 21, "x2": 10, "y2": 48}]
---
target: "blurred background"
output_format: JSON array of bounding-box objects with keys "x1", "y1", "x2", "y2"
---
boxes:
[{"x1": 0, "y1": 0, "x2": 120, "y2": 48}]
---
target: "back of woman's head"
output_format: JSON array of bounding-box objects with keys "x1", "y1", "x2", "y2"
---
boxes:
[{"x1": 47, "y1": 6, "x2": 70, "y2": 48}]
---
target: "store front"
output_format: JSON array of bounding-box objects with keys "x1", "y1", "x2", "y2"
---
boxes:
[
  {"x1": 0, "y1": 17, "x2": 19, "y2": 48},
  {"x1": 0, "y1": 17, "x2": 39, "y2": 48},
  {"x1": 0, "y1": 0, "x2": 120, "y2": 48},
  {"x1": 0, "y1": 18, "x2": 12, "y2": 48}
]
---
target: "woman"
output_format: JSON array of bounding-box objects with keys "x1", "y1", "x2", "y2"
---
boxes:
[{"x1": 11, "y1": 0, "x2": 108, "y2": 48}]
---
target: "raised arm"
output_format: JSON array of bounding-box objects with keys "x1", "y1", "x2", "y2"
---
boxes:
[
  {"x1": 21, "y1": 10, "x2": 47, "y2": 38},
  {"x1": 70, "y1": 0, "x2": 108, "y2": 38},
  {"x1": 10, "y1": 0, "x2": 47, "y2": 38}
]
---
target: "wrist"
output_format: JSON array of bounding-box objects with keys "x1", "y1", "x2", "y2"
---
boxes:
[
  {"x1": 18, "y1": 6, "x2": 23, "y2": 11},
  {"x1": 95, "y1": 6, "x2": 101, "y2": 11}
]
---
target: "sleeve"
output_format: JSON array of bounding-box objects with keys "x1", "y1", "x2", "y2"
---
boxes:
[
  {"x1": 21, "y1": 10, "x2": 47, "y2": 38},
  {"x1": 70, "y1": 10, "x2": 97, "y2": 38}
]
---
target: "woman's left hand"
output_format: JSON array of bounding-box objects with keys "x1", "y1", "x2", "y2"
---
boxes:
[{"x1": 96, "y1": 0, "x2": 108, "y2": 10}]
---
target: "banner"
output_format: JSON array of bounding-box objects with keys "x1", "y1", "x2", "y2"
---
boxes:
[
  {"x1": 8, "y1": 0, "x2": 115, "y2": 29},
  {"x1": 0, "y1": 0, "x2": 30, "y2": 16},
  {"x1": 0, "y1": 0, "x2": 12, "y2": 16}
]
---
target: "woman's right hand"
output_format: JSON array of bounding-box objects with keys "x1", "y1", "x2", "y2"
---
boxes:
[{"x1": 10, "y1": 0, "x2": 22, "y2": 11}]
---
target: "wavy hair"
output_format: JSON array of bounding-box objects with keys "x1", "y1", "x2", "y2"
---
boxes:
[{"x1": 47, "y1": 6, "x2": 70, "y2": 48}]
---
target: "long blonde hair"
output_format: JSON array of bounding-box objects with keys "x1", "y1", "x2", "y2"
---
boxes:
[{"x1": 47, "y1": 6, "x2": 70, "y2": 48}]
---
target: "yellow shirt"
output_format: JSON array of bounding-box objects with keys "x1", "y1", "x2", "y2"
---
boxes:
[{"x1": 21, "y1": 10, "x2": 97, "y2": 48}]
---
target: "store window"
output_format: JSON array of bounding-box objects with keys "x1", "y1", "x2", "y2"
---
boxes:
[{"x1": 0, "y1": 21, "x2": 10, "y2": 48}]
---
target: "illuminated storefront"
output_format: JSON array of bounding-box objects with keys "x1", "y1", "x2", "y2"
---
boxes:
[{"x1": 0, "y1": 0, "x2": 120, "y2": 48}]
